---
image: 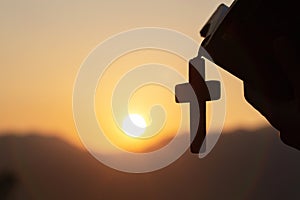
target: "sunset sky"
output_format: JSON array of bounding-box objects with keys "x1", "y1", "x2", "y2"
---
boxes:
[{"x1": 0, "y1": 0, "x2": 270, "y2": 151}]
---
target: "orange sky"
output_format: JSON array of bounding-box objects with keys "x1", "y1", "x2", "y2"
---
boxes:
[{"x1": 0, "y1": 0, "x2": 270, "y2": 150}]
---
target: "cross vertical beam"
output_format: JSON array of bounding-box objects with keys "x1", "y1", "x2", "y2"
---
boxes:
[{"x1": 175, "y1": 57, "x2": 220, "y2": 154}]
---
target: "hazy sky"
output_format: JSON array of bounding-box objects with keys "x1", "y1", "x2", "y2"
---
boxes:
[{"x1": 0, "y1": 0, "x2": 270, "y2": 149}]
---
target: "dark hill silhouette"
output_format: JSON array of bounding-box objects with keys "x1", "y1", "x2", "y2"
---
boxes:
[{"x1": 0, "y1": 127, "x2": 299, "y2": 200}]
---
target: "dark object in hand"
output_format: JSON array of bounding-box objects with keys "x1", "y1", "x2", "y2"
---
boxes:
[{"x1": 201, "y1": 0, "x2": 300, "y2": 150}]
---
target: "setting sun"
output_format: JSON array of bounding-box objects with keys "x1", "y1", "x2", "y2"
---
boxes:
[{"x1": 122, "y1": 114, "x2": 147, "y2": 138}]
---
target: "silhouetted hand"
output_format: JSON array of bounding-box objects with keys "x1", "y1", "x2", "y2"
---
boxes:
[{"x1": 244, "y1": 36, "x2": 300, "y2": 150}]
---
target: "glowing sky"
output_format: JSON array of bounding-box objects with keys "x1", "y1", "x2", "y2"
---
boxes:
[{"x1": 0, "y1": 0, "x2": 270, "y2": 151}]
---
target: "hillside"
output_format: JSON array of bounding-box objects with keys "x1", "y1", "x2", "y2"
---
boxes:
[{"x1": 0, "y1": 127, "x2": 299, "y2": 200}]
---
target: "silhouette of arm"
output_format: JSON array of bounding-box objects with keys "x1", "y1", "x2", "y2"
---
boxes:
[{"x1": 200, "y1": 0, "x2": 300, "y2": 150}]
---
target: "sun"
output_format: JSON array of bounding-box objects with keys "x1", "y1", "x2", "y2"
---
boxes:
[{"x1": 122, "y1": 114, "x2": 147, "y2": 138}]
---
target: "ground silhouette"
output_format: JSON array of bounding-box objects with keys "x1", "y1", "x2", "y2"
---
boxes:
[{"x1": 0, "y1": 127, "x2": 299, "y2": 200}]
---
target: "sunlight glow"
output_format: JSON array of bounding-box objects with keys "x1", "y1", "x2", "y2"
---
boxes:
[{"x1": 122, "y1": 114, "x2": 147, "y2": 138}]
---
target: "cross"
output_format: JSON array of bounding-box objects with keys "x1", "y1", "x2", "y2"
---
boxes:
[{"x1": 175, "y1": 56, "x2": 221, "y2": 153}]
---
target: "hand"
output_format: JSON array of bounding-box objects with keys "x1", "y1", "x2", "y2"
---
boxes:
[{"x1": 244, "y1": 36, "x2": 300, "y2": 150}]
